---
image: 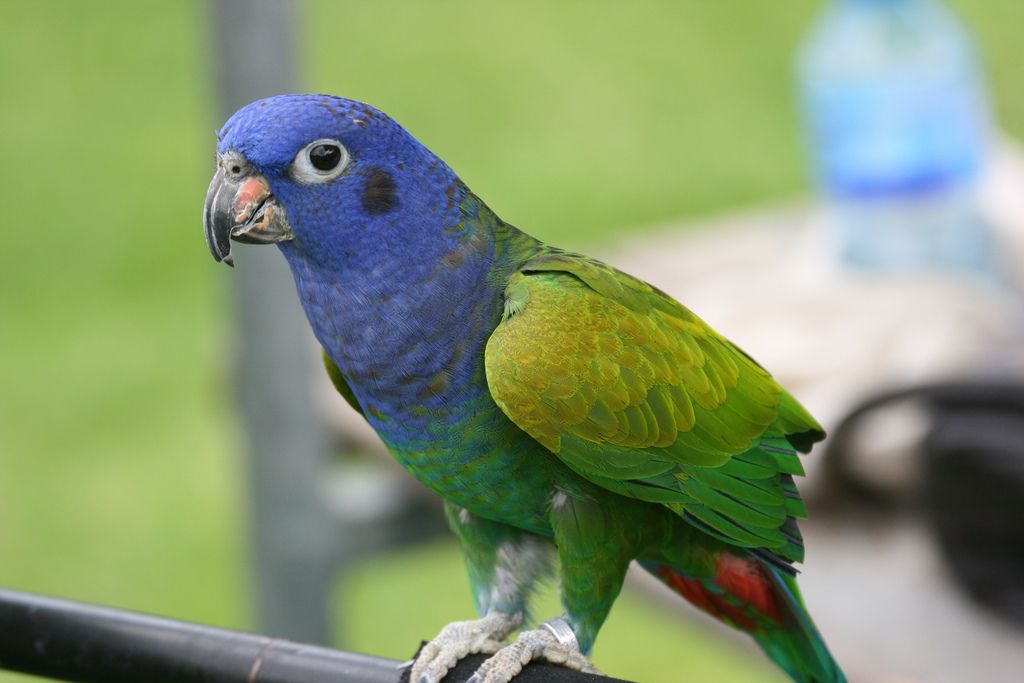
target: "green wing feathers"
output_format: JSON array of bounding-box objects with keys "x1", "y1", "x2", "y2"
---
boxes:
[{"x1": 485, "y1": 252, "x2": 824, "y2": 562}]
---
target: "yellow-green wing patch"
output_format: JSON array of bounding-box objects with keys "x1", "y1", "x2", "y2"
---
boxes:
[{"x1": 485, "y1": 252, "x2": 824, "y2": 561}]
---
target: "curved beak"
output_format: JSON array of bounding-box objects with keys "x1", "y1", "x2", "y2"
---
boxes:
[{"x1": 203, "y1": 161, "x2": 293, "y2": 267}]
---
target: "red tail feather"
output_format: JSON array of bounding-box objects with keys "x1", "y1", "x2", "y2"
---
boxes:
[
  {"x1": 647, "y1": 553, "x2": 847, "y2": 681},
  {"x1": 655, "y1": 553, "x2": 782, "y2": 631}
]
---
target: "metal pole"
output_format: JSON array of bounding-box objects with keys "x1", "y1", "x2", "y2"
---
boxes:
[
  {"x1": 0, "y1": 589, "x2": 628, "y2": 683},
  {"x1": 209, "y1": 0, "x2": 337, "y2": 644},
  {"x1": 0, "y1": 589, "x2": 397, "y2": 683}
]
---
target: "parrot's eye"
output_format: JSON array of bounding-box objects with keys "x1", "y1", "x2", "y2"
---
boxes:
[
  {"x1": 291, "y1": 138, "x2": 350, "y2": 184},
  {"x1": 310, "y1": 144, "x2": 341, "y2": 170}
]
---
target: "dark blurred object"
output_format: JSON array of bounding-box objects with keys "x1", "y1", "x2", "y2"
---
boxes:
[
  {"x1": 821, "y1": 381, "x2": 1024, "y2": 625},
  {"x1": 923, "y1": 386, "x2": 1024, "y2": 626}
]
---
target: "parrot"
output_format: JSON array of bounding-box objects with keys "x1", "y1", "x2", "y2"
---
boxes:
[{"x1": 203, "y1": 94, "x2": 846, "y2": 683}]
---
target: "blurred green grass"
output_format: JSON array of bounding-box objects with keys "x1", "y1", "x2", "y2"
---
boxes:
[{"x1": 1, "y1": 0, "x2": 1021, "y2": 681}]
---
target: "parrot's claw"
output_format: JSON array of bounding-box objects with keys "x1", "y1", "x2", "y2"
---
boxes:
[
  {"x1": 411, "y1": 612, "x2": 523, "y2": 683},
  {"x1": 466, "y1": 619, "x2": 602, "y2": 683}
]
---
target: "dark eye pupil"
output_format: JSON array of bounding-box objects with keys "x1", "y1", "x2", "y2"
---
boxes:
[{"x1": 309, "y1": 144, "x2": 341, "y2": 171}]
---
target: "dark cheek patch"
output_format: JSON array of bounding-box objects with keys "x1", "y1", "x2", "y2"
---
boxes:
[{"x1": 361, "y1": 168, "x2": 398, "y2": 215}]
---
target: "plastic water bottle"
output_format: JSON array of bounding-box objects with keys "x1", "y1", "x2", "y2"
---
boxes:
[{"x1": 797, "y1": 0, "x2": 994, "y2": 272}]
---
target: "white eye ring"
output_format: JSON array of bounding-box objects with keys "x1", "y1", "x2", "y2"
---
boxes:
[{"x1": 290, "y1": 138, "x2": 350, "y2": 184}]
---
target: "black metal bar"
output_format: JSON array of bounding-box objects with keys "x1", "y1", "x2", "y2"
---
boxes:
[
  {"x1": 0, "y1": 589, "x2": 627, "y2": 683},
  {"x1": 0, "y1": 588, "x2": 398, "y2": 683}
]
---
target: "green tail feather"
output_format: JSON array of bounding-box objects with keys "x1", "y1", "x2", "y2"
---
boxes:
[{"x1": 756, "y1": 566, "x2": 846, "y2": 683}]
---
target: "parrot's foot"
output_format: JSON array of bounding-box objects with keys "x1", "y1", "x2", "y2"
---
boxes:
[
  {"x1": 466, "y1": 618, "x2": 602, "y2": 683},
  {"x1": 412, "y1": 611, "x2": 523, "y2": 683}
]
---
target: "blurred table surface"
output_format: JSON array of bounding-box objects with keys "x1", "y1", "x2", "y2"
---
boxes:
[{"x1": 320, "y1": 143, "x2": 1024, "y2": 682}]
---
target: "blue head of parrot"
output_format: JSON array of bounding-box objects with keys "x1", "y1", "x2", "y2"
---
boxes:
[
  {"x1": 203, "y1": 94, "x2": 466, "y2": 276},
  {"x1": 203, "y1": 95, "x2": 507, "y2": 426}
]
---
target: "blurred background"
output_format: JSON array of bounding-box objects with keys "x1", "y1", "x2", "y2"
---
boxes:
[{"x1": 2, "y1": 1, "x2": 1024, "y2": 682}]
